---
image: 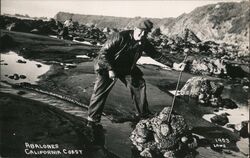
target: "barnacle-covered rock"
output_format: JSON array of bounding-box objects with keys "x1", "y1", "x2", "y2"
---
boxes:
[
  {"x1": 180, "y1": 77, "x2": 224, "y2": 107},
  {"x1": 130, "y1": 107, "x2": 197, "y2": 158}
]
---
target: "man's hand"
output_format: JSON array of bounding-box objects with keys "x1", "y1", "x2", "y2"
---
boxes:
[
  {"x1": 173, "y1": 62, "x2": 186, "y2": 71},
  {"x1": 108, "y1": 70, "x2": 116, "y2": 80}
]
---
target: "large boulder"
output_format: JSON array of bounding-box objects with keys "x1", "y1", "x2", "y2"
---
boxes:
[
  {"x1": 179, "y1": 77, "x2": 224, "y2": 106},
  {"x1": 130, "y1": 107, "x2": 198, "y2": 158}
]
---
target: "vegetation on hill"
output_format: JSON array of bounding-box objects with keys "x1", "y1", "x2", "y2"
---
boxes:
[{"x1": 55, "y1": 1, "x2": 249, "y2": 50}]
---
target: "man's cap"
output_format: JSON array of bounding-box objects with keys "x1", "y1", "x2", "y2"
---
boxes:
[{"x1": 137, "y1": 20, "x2": 153, "y2": 32}]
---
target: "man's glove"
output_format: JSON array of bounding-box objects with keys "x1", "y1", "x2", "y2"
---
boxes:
[
  {"x1": 173, "y1": 62, "x2": 186, "y2": 71},
  {"x1": 108, "y1": 70, "x2": 116, "y2": 80}
]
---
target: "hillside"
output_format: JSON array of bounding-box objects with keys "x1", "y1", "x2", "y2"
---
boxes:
[{"x1": 55, "y1": 1, "x2": 249, "y2": 50}]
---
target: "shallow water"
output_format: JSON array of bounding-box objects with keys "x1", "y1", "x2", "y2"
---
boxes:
[
  {"x1": 202, "y1": 84, "x2": 249, "y2": 155},
  {"x1": 1, "y1": 82, "x2": 248, "y2": 158},
  {"x1": 0, "y1": 82, "x2": 133, "y2": 158},
  {"x1": 222, "y1": 85, "x2": 249, "y2": 106},
  {"x1": 1, "y1": 51, "x2": 51, "y2": 84}
]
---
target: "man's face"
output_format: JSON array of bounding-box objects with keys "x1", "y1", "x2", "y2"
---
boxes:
[{"x1": 133, "y1": 28, "x2": 148, "y2": 41}]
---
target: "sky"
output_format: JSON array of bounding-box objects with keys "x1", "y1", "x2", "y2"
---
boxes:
[{"x1": 1, "y1": 0, "x2": 242, "y2": 19}]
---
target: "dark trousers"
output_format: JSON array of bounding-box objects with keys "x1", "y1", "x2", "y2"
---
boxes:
[{"x1": 88, "y1": 68, "x2": 150, "y2": 122}]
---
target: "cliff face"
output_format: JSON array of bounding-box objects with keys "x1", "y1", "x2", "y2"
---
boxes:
[
  {"x1": 161, "y1": 1, "x2": 249, "y2": 50},
  {"x1": 55, "y1": 1, "x2": 249, "y2": 49}
]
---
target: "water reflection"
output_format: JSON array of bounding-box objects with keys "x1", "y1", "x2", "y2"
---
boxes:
[{"x1": 1, "y1": 51, "x2": 50, "y2": 84}]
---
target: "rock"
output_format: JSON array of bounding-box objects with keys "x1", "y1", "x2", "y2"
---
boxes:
[
  {"x1": 163, "y1": 150, "x2": 176, "y2": 158},
  {"x1": 17, "y1": 59, "x2": 27, "y2": 64},
  {"x1": 210, "y1": 114, "x2": 229, "y2": 126},
  {"x1": 140, "y1": 148, "x2": 152, "y2": 158},
  {"x1": 136, "y1": 137, "x2": 147, "y2": 144},
  {"x1": 160, "y1": 124, "x2": 170, "y2": 136},
  {"x1": 214, "y1": 109, "x2": 219, "y2": 112},
  {"x1": 180, "y1": 76, "x2": 223, "y2": 107},
  {"x1": 13, "y1": 74, "x2": 20, "y2": 80},
  {"x1": 19, "y1": 75, "x2": 27, "y2": 79},
  {"x1": 226, "y1": 124, "x2": 235, "y2": 130},
  {"x1": 8, "y1": 75, "x2": 14, "y2": 79},
  {"x1": 36, "y1": 64, "x2": 42, "y2": 68},
  {"x1": 130, "y1": 107, "x2": 196, "y2": 157},
  {"x1": 137, "y1": 127, "x2": 150, "y2": 138},
  {"x1": 239, "y1": 121, "x2": 249, "y2": 138},
  {"x1": 17, "y1": 91, "x2": 26, "y2": 95},
  {"x1": 181, "y1": 136, "x2": 188, "y2": 143},
  {"x1": 180, "y1": 77, "x2": 210, "y2": 96},
  {"x1": 221, "y1": 98, "x2": 238, "y2": 109}
]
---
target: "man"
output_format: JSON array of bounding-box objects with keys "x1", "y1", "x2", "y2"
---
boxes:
[{"x1": 87, "y1": 20, "x2": 186, "y2": 124}]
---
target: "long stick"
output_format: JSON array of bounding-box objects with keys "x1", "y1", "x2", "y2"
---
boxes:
[{"x1": 167, "y1": 54, "x2": 188, "y2": 122}]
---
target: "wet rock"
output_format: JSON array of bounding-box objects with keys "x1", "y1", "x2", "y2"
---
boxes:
[
  {"x1": 17, "y1": 91, "x2": 26, "y2": 95},
  {"x1": 8, "y1": 74, "x2": 20, "y2": 80},
  {"x1": 221, "y1": 99, "x2": 238, "y2": 109},
  {"x1": 214, "y1": 109, "x2": 219, "y2": 112},
  {"x1": 210, "y1": 113, "x2": 229, "y2": 126},
  {"x1": 8, "y1": 75, "x2": 14, "y2": 79},
  {"x1": 13, "y1": 74, "x2": 20, "y2": 80},
  {"x1": 226, "y1": 124, "x2": 235, "y2": 130},
  {"x1": 17, "y1": 59, "x2": 27, "y2": 64},
  {"x1": 239, "y1": 121, "x2": 249, "y2": 138},
  {"x1": 180, "y1": 77, "x2": 223, "y2": 107},
  {"x1": 90, "y1": 40, "x2": 97, "y2": 45},
  {"x1": 180, "y1": 77, "x2": 210, "y2": 96},
  {"x1": 19, "y1": 75, "x2": 27, "y2": 79},
  {"x1": 241, "y1": 77, "x2": 250, "y2": 86},
  {"x1": 130, "y1": 107, "x2": 198, "y2": 158},
  {"x1": 36, "y1": 64, "x2": 42, "y2": 68}
]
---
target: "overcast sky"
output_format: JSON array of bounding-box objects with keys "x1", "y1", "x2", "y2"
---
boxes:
[{"x1": 2, "y1": 0, "x2": 242, "y2": 18}]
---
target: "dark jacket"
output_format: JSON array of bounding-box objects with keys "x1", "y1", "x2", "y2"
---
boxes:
[{"x1": 94, "y1": 30, "x2": 173, "y2": 75}]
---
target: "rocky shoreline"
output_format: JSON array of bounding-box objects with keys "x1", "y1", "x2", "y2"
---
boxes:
[{"x1": 0, "y1": 25, "x2": 249, "y2": 157}]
